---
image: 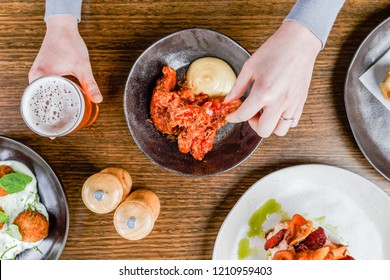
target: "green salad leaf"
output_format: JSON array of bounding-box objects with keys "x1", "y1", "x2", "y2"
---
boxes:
[
  {"x1": 0, "y1": 211, "x2": 8, "y2": 223},
  {"x1": 5, "y1": 224, "x2": 22, "y2": 240},
  {"x1": 0, "y1": 172, "x2": 32, "y2": 194}
]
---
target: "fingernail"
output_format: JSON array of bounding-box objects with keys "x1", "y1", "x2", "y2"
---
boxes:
[
  {"x1": 223, "y1": 95, "x2": 232, "y2": 103},
  {"x1": 91, "y1": 92, "x2": 103, "y2": 103}
]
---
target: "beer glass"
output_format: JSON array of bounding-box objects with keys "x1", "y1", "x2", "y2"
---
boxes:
[{"x1": 20, "y1": 76, "x2": 99, "y2": 138}]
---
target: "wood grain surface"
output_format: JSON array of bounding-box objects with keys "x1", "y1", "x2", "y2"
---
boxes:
[{"x1": 0, "y1": 0, "x2": 389, "y2": 260}]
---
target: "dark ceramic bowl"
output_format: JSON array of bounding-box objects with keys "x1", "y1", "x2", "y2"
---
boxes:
[
  {"x1": 0, "y1": 135, "x2": 69, "y2": 259},
  {"x1": 124, "y1": 28, "x2": 262, "y2": 177}
]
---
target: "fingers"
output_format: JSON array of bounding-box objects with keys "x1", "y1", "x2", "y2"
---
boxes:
[
  {"x1": 29, "y1": 60, "x2": 102, "y2": 103},
  {"x1": 226, "y1": 74, "x2": 305, "y2": 137},
  {"x1": 273, "y1": 108, "x2": 299, "y2": 137},
  {"x1": 224, "y1": 61, "x2": 253, "y2": 103},
  {"x1": 248, "y1": 106, "x2": 283, "y2": 138},
  {"x1": 76, "y1": 65, "x2": 103, "y2": 103},
  {"x1": 290, "y1": 103, "x2": 304, "y2": 128},
  {"x1": 249, "y1": 104, "x2": 303, "y2": 138},
  {"x1": 226, "y1": 81, "x2": 266, "y2": 123}
]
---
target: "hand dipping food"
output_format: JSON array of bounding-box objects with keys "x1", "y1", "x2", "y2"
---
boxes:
[{"x1": 186, "y1": 57, "x2": 237, "y2": 97}]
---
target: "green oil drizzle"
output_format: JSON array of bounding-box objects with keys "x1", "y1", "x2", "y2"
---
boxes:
[
  {"x1": 313, "y1": 216, "x2": 326, "y2": 223},
  {"x1": 247, "y1": 199, "x2": 288, "y2": 238},
  {"x1": 237, "y1": 238, "x2": 251, "y2": 260},
  {"x1": 237, "y1": 198, "x2": 289, "y2": 260}
]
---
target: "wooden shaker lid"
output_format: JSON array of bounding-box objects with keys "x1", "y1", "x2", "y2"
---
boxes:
[
  {"x1": 100, "y1": 167, "x2": 132, "y2": 201},
  {"x1": 127, "y1": 189, "x2": 160, "y2": 220},
  {"x1": 82, "y1": 173, "x2": 124, "y2": 214},
  {"x1": 113, "y1": 189, "x2": 160, "y2": 240}
]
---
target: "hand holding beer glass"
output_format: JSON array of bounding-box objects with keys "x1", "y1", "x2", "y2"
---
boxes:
[{"x1": 22, "y1": 15, "x2": 102, "y2": 138}]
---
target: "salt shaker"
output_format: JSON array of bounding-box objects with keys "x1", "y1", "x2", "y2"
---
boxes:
[
  {"x1": 113, "y1": 189, "x2": 160, "y2": 240},
  {"x1": 82, "y1": 168, "x2": 132, "y2": 214}
]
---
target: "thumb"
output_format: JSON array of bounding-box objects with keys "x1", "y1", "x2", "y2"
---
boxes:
[
  {"x1": 76, "y1": 66, "x2": 103, "y2": 103},
  {"x1": 28, "y1": 66, "x2": 47, "y2": 84},
  {"x1": 224, "y1": 63, "x2": 253, "y2": 103}
]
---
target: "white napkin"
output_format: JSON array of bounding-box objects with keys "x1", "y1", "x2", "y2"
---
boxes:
[{"x1": 359, "y1": 48, "x2": 390, "y2": 111}]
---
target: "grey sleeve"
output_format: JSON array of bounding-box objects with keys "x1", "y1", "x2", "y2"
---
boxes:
[
  {"x1": 285, "y1": 0, "x2": 345, "y2": 48},
  {"x1": 45, "y1": 0, "x2": 83, "y2": 22}
]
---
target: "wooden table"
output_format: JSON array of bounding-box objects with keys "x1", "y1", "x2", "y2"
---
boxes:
[{"x1": 0, "y1": 0, "x2": 389, "y2": 260}]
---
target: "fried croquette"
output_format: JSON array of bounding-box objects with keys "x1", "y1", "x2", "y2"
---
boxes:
[
  {"x1": 0, "y1": 165, "x2": 15, "y2": 196},
  {"x1": 0, "y1": 165, "x2": 14, "y2": 178},
  {"x1": 13, "y1": 210, "x2": 49, "y2": 242}
]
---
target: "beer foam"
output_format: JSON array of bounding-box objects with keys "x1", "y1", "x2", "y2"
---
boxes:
[{"x1": 21, "y1": 76, "x2": 84, "y2": 137}]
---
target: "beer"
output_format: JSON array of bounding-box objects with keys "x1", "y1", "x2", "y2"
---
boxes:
[{"x1": 20, "y1": 76, "x2": 98, "y2": 138}]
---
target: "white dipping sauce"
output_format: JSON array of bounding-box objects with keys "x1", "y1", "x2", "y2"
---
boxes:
[
  {"x1": 0, "y1": 161, "x2": 48, "y2": 259},
  {"x1": 186, "y1": 57, "x2": 236, "y2": 97}
]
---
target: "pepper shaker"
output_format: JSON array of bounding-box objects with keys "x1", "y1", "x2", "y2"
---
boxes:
[
  {"x1": 113, "y1": 189, "x2": 160, "y2": 240},
  {"x1": 82, "y1": 168, "x2": 132, "y2": 214}
]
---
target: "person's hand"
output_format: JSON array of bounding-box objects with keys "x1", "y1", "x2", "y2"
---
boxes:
[
  {"x1": 29, "y1": 15, "x2": 102, "y2": 103},
  {"x1": 224, "y1": 21, "x2": 321, "y2": 137}
]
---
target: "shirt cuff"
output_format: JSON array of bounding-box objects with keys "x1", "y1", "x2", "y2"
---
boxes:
[
  {"x1": 284, "y1": 0, "x2": 345, "y2": 49},
  {"x1": 45, "y1": 0, "x2": 82, "y2": 22}
]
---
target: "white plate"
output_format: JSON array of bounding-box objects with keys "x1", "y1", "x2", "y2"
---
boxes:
[{"x1": 212, "y1": 164, "x2": 390, "y2": 260}]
